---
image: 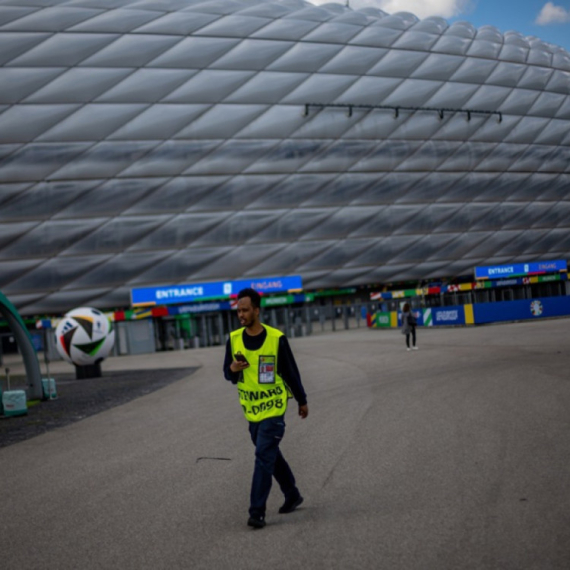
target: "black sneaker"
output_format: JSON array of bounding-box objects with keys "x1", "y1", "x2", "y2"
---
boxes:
[
  {"x1": 279, "y1": 495, "x2": 304, "y2": 514},
  {"x1": 247, "y1": 516, "x2": 266, "y2": 529}
]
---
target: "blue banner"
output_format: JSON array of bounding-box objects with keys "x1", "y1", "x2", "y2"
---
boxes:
[
  {"x1": 474, "y1": 296, "x2": 570, "y2": 324},
  {"x1": 475, "y1": 260, "x2": 567, "y2": 280},
  {"x1": 432, "y1": 306, "x2": 465, "y2": 326},
  {"x1": 131, "y1": 276, "x2": 303, "y2": 306},
  {"x1": 169, "y1": 302, "x2": 231, "y2": 315}
]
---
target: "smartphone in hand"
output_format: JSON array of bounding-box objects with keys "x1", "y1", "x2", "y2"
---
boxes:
[{"x1": 234, "y1": 352, "x2": 248, "y2": 364}]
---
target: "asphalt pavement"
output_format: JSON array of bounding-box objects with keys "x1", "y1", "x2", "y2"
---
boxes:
[{"x1": 1, "y1": 320, "x2": 569, "y2": 570}]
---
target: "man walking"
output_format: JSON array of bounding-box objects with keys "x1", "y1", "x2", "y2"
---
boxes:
[{"x1": 223, "y1": 287, "x2": 308, "y2": 529}]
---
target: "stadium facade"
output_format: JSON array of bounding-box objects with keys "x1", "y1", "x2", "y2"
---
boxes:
[{"x1": 0, "y1": 0, "x2": 569, "y2": 315}]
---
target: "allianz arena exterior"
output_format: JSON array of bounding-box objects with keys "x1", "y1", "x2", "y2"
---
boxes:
[{"x1": 1, "y1": 0, "x2": 569, "y2": 315}]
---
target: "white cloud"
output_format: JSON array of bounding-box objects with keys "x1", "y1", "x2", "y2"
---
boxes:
[
  {"x1": 535, "y1": 2, "x2": 570, "y2": 25},
  {"x1": 310, "y1": 0, "x2": 470, "y2": 19}
]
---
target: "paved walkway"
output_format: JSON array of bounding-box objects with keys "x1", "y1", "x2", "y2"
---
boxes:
[{"x1": 1, "y1": 321, "x2": 570, "y2": 569}]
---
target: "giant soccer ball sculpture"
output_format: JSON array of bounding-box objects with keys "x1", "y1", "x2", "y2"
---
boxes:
[{"x1": 55, "y1": 307, "x2": 115, "y2": 369}]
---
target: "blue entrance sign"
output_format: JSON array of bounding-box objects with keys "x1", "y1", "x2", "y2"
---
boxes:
[
  {"x1": 131, "y1": 276, "x2": 303, "y2": 307},
  {"x1": 474, "y1": 260, "x2": 567, "y2": 280}
]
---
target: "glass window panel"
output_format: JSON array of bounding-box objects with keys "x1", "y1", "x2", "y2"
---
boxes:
[
  {"x1": 68, "y1": 216, "x2": 169, "y2": 254},
  {"x1": 190, "y1": 174, "x2": 283, "y2": 210},
  {"x1": 194, "y1": 15, "x2": 270, "y2": 37},
  {"x1": 7, "y1": 33, "x2": 119, "y2": 67},
  {"x1": 134, "y1": 11, "x2": 218, "y2": 35},
  {"x1": 130, "y1": 247, "x2": 234, "y2": 284},
  {"x1": 302, "y1": 22, "x2": 362, "y2": 44},
  {"x1": 0, "y1": 142, "x2": 91, "y2": 183},
  {"x1": 212, "y1": 39, "x2": 294, "y2": 71},
  {"x1": 430, "y1": 35, "x2": 471, "y2": 56},
  {"x1": 124, "y1": 176, "x2": 227, "y2": 215},
  {"x1": 55, "y1": 178, "x2": 167, "y2": 218},
  {"x1": 0, "y1": 31, "x2": 50, "y2": 66},
  {"x1": 411, "y1": 53, "x2": 464, "y2": 81},
  {"x1": 68, "y1": 251, "x2": 167, "y2": 288},
  {"x1": 382, "y1": 79, "x2": 443, "y2": 107},
  {"x1": 300, "y1": 140, "x2": 377, "y2": 173},
  {"x1": 37, "y1": 104, "x2": 147, "y2": 142},
  {"x1": 245, "y1": 140, "x2": 329, "y2": 173},
  {"x1": 300, "y1": 238, "x2": 371, "y2": 269},
  {"x1": 0, "y1": 180, "x2": 100, "y2": 221},
  {"x1": 186, "y1": 139, "x2": 278, "y2": 175},
  {"x1": 350, "y1": 140, "x2": 425, "y2": 172},
  {"x1": 498, "y1": 44, "x2": 528, "y2": 63},
  {"x1": 193, "y1": 242, "x2": 287, "y2": 280},
  {"x1": 80, "y1": 34, "x2": 180, "y2": 67},
  {"x1": 367, "y1": 49, "x2": 428, "y2": 77},
  {"x1": 251, "y1": 18, "x2": 319, "y2": 41},
  {"x1": 0, "y1": 68, "x2": 65, "y2": 104},
  {"x1": 237, "y1": 104, "x2": 308, "y2": 139},
  {"x1": 0, "y1": 6, "x2": 38, "y2": 27},
  {"x1": 438, "y1": 141, "x2": 496, "y2": 171},
  {"x1": 301, "y1": 173, "x2": 375, "y2": 206},
  {"x1": 251, "y1": 241, "x2": 332, "y2": 274},
  {"x1": 164, "y1": 70, "x2": 255, "y2": 104},
  {"x1": 338, "y1": 76, "x2": 402, "y2": 105},
  {"x1": 348, "y1": 25, "x2": 402, "y2": 48},
  {"x1": 26, "y1": 68, "x2": 131, "y2": 104},
  {"x1": 193, "y1": 210, "x2": 282, "y2": 245},
  {"x1": 1, "y1": 219, "x2": 104, "y2": 258},
  {"x1": 302, "y1": 206, "x2": 378, "y2": 239},
  {"x1": 281, "y1": 74, "x2": 357, "y2": 105},
  {"x1": 247, "y1": 174, "x2": 329, "y2": 208},
  {"x1": 3, "y1": 8, "x2": 100, "y2": 32},
  {"x1": 518, "y1": 66, "x2": 554, "y2": 90},
  {"x1": 118, "y1": 140, "x2": 218, "y2": 178},
  {"x1": 0, "y1": 259, "x2": 43, "y2": 289},
  {"x1": 464, "y1": 85, "x2": 511, "y2": 110},
  {"x1": 68, "y1": 9, "x2": 161, "y2": 33},
  {"x1": 51, "y1": 141, "x2": 158, "y2": 180},
  {"x1": 528, "y1": 92, "x2": 566, "y2": 117},
  {"x1": 130, "y1": 213, "x2": 229, "y2": 250},
  {"x1": 149, "y1": 36, "x2": 240, "y2": 68},
  {"x1": 392, "y1": 31, "x2": 438, "y2": 51},
  {"x1": 4, "y1": 255, "x2": 110, "y2": 293},
  {"x1": 267, "y1": 42, "x2": 342, "y2": 73},
  {"x1": 249, "y1": 209, "x2": 332, "y2": 243},
  {"x1": 109, "y1": 104, "x2": 208, "y2": 140},
  {"x1": 503, "y1": 116, "x2": 550, "y2": 145},
  {"x1": 96, "y1": 69, "x2": 196, "y2": 103},
  {"x1": 174, "y1": 104, "x2": 267, "y2": 139},
  {"x1": 321, "y1": 45, "x2": 387, "y2": 75},
  {"x1": 0, "y1": 104, "x2": 78, "y2": 143}
]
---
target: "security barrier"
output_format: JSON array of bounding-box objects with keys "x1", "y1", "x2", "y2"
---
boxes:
[{"x1": 369, "y1": 296, "x2": 570, "y2": 329}]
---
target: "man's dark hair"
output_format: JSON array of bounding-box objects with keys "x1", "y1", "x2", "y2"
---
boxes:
[{"x1": 238, "y1": 287, "x2": 261, "y2": 309}]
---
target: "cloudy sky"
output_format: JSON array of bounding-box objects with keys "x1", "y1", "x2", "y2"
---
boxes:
[{"x1": 310, "y1": 0, "x2": 570, "y2": 51}]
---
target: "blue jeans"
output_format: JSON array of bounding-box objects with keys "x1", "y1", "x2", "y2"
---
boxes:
[{"x1": 248, "y1": 415, "x2": 299, "y2": 518}]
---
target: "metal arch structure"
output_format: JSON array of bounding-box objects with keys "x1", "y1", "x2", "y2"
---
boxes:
[
  {"x1": 0, "y1": 291, "x2": 43, "y2": 400},
  {"x1": 0, "y1": 0, "x2": 569, "y2": 316}
]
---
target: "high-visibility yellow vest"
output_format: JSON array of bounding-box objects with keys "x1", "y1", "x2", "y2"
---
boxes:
[{"x1": 230, "y1": 325, "x2": 289, "y2": 422}]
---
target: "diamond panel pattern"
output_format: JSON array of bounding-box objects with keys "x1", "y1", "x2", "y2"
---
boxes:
[{"x1": 0, "y1": 0, "x2": 569, "y2": 314}]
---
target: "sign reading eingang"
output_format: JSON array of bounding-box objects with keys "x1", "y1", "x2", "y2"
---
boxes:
[
  {"x1": 131, "y1": 276, "x2": 303, "y2": 307},
  {"x1": 474, "y1": 260, "x2": 567, "y2": 280}
]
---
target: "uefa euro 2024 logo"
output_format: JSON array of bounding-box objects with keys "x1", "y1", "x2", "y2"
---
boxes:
[{"x1": 530, "y1": 300, "x2": 543, "y2": 317}]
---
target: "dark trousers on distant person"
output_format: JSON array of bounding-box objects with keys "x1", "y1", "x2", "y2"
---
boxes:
[
  {"x1": 406, "y1": 327, "x2": 416, "y2": 348},
  {"x1": 248, "y1": 415, "x2": 299, "y2": 518}
]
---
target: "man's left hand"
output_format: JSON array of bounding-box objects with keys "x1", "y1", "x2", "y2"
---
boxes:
[{"x1": 299, "y1": 404, "x2": 308, "y2": 419}]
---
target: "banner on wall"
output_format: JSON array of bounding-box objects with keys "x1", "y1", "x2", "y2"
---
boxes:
[
  {"x1": 473, "y1": 296, "x2": 570, "y2": 323},
  {"x1": 131, "y1": 276, "x2": 303, "y2": 306},
  {"x1": 474, "y1": 260, "x2": 567, "y2": 280}
]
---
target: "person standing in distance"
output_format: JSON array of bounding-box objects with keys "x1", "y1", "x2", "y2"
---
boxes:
[
  {"x1": 401, "y1": 302, "x2": 418, "y2": 351},
  {"x1": 223, "y1": 287, "x2": 308, "y2": 529}
]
